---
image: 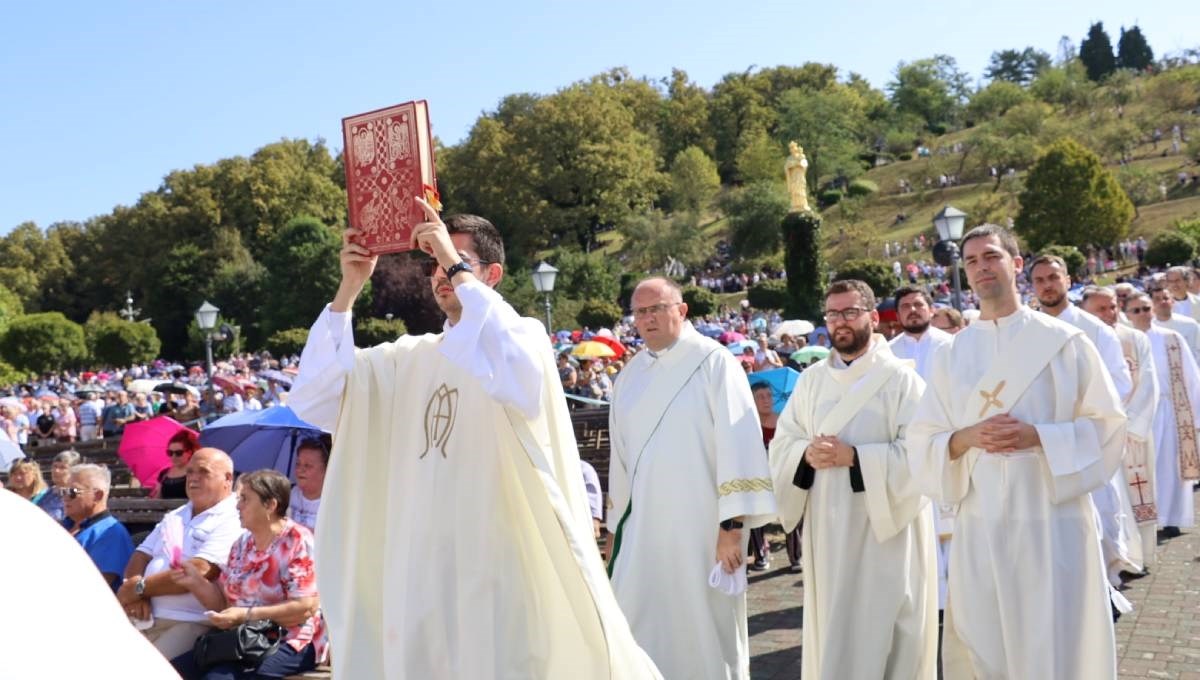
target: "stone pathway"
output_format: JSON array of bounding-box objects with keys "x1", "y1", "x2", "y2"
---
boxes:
[{"x1": 747, "y1": 491, "x2": 1200, "y2": 679}]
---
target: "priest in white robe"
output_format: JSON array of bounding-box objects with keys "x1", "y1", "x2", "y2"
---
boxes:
[
  {"x1": 1151, "y1": 283, "x2": 1200, "y2": 362},
  {"x1": 1165, "y1": 265, "x2": 1200, "y2": 321},
  {"x1": 887, "y1": 285, "x2": 953, "y2": 610},
  {"x1": 1084, "y1": 287, "x2": 1160, "y2": 570},
  {"x1": 607, "y1": 277, "x2": 776, "y2": 680},
  {"x1": 771, "y1": 279, "x2": 937, "y2": 680},
  {"x1": 1126, "y1": 291, "x2": 1200, "y2": 537},
  {"x1": 289, "y1": 205, "x2": 661, "y2": 680},
  {"x1": 1031, "y1": 258, "x2": 1137, "y2": 586},
  {"x1": 907, "y1": 224, "x2": 1125, "y2": 680}
]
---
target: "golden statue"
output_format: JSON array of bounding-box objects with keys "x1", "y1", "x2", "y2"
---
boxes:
[{"x1": 785, "y1": 141, "x2": 810, "y2": 212}]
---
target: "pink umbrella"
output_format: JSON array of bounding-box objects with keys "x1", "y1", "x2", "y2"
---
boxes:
[
  {"x1": 718, "y1": 331, "x2": 745, "y2": 344},
  {"x1": 117, "y1": 416, "x2": 188, "y2": 488}
]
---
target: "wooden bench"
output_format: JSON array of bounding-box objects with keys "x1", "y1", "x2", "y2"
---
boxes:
[
  {"x1": 109, "y1": 497, "x2": 187, "y2": 533},
  {"x1": 284, "y1": 667, "x2": 332, "y2": 679}
]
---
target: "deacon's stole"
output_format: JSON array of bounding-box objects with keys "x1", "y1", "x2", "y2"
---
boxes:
[{"x1": 1165, "y1": 334, "x2": 1200, "y2": 481}]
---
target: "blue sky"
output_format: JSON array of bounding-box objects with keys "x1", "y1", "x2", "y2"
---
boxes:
[{"x1": 2, "y1": 0, "x2": 1195, "y2": 233}]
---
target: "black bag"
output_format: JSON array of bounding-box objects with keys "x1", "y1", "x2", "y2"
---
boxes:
[{"x1": 192, "y1": 619, "x2": 283, "y2": 670}]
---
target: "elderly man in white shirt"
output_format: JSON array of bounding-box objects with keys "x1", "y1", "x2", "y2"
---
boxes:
[{"x1": 115, "y1": 448, "x2": 242, "y2": 659}]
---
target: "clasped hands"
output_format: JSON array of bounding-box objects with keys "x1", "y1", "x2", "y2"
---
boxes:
[
  {"x1": 804, "y1": 435, "x2": 855, "y2": 469},
  {"x1": 951, "y1": 413, "x2": 1040, "y2": 458}
]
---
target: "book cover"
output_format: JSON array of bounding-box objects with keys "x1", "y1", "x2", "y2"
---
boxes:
[{"x1": 342, "y1": 100, "x2": 439, "y2": 255}]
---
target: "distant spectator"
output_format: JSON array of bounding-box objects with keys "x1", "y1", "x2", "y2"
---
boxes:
[
  {"x1": 152, "y1": 429, "x2": 200, "y2": 500},
  {"x1": 35, "y1": 402, "x2": 57, "y2": 443},
  {"x1": 244, "y1": 386, "x2": 264, "y2": 411},
  {"x1": 62, "y1": 463, "x2": 134, "y2": 591},
  {"x1": 580, "y1": 460, "x2": 603, "y2": 539},
  {"x1": 78, "y1": 392, "x2": 104, "y2": 441},
  {"x1": 174, "y1": 391, "x2": 202, "y2": 424},
  {"x1": 131, "y1": 392, "x2": 154, "y2": 422},
  {"x1": 46, "y1": 449, "x2": 82, "y2": 520},
  {"x1": 102, "y1": 391, "x2": 135, "y2": 438},
  {"x1": 6, "y1": 459, "x2": 63, "y2": 519},
  {"x1": 288, "y1": 436, "x2": 331, "y2": 533},
  {"x1": 54, "y1": 397, "x2": 77, "y2": 443}
]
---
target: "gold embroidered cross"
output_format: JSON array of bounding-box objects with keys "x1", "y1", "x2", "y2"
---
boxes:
[{"x1": 978, "y1": 380, "x2": 1006, "y2": 418}]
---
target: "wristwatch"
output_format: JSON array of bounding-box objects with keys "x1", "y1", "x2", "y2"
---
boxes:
[
  {"x1": 719, "y1": 519, "x2": 744, "y2": 531},
  {"x1": 444, "y1": 260, "x2": 473, "y2": 280},
  {"x1": 134, "y1": 577, "x2": 146, "y2": 599}
]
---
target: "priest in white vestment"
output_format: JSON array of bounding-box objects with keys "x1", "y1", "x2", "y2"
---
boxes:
[
  {"x1": 907, "y1": 225, "x2": 1125, "y2": 680},
  {"x1": 887, "y1": 285, "x2": 953, "y2": 609},
  {"x1": 607, "y1": 277, "x2": 777, "y2": 680},
  {"x1": 1165, "y1": 265, "x2": 1200, "y2": 321},
  {"x1": 1031, "y1": 258, "x2": 1138, "y2": 586},
  {"x1": 1151, "y1": 284, "x2": 1200, "y2": 362},
  {"x1": 289, "y1": 206, "x2": 661, "y2": 680},
  {"x1": 771, "y1": 279, "x2": 938, "y2": 680},
  {"x1": 1084, "y1": 288, "x2": 1160, "y2": 570},
  {"x1": 1127, "y1": 291, "x2": 1200, "y2": 537}
]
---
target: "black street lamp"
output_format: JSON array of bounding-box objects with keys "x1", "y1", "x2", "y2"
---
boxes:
[
  {"x1": 194, "y1": 301, "x2": 219, "y2": 380},
  {"x1": 531, "y1": 262, "x2": 559, "y2": 332},
  {"x1": 932, "y1": 205, "x2": 968, "y2": 311}
]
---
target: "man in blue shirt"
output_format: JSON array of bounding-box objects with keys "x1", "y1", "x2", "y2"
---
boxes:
[
  {"x1": 102, "y1": 391, "x2": 135, "y2": 438},
  {"x1": 62, "y1": 463, "x2": 134, "y2": 590}
]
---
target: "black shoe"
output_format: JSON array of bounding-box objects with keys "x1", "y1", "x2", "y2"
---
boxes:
[
  {"x1": 1160, "y1": 526, "x2": 1182, "y2": 539},
  {"x1": 1120, "y1": 569, "x2": 1150, "y2": 581},
  {"x1": 748, "y1": 561, "x2": 768, "y2": 572}
]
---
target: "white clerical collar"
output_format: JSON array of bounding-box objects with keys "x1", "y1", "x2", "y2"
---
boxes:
[{"x1": 646, "y1": 336, "x2": 683, "y2": 359}]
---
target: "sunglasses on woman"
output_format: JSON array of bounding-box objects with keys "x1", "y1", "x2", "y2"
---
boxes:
[{"x1": 167, "y1": 447, "x2": 188, "y2": 457}]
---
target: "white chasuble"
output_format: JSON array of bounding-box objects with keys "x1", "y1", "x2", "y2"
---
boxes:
[
  {"x1": 769, "y1": 337, "x2": 938, "y2": 680},
  {"x1": 292, "y1": 282, "x2": 661, "y2": 680},
  {"x1": 608, "y1": 325, "x2": 777, "y2": 680},
  {"x1": 907, "y1": 307, "x2": 1125, "y2": 680},
  {"x1": 1115, "y1": 324, "x2": 1160, "y2": 567},
  {"x1": 1146, "y1": 326, "x2": 1200, "y2": 528},
  {"x1": 1155, "y1": 314, "x2": 1200, "y2": 363}
]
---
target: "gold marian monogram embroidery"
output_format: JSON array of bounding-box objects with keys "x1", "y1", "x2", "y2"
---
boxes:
[
  {"x1": 978, "y1": 380, "x2": 1006, "y2": 418},
  {"x1": 718, "y1": 478, "x2": 773, "y2": 497},
  {"x1": 421, "y1": 383, "x2": 459, "y2": 459}
]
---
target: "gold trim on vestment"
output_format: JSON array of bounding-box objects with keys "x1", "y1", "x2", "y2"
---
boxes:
[{"x1": 718, "y1": 478, "x2": 773, "y2": 496}]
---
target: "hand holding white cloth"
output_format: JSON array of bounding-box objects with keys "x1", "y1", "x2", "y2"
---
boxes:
[{"x1": 708, "y1": 561, "x2": 748, "y2": 596}]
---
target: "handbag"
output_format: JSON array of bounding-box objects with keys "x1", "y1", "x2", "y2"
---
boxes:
[{"x1": 192, "y1": 617, "x2": 284, "y2": 670}]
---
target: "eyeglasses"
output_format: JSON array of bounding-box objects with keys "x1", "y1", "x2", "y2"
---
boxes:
[
  {"x1": 1127, "y1": 306, "x2": 1152, "y2": 314},
  {"x1": 418, "y1": 254, "x2": 491, "y2": 278},
  {"x1": 61, "y1": 486, "x2": 93, "y2": 500},
  {"x1": 632, "y1": 302, "x2": 681, "y2": 318},
  {"x1": 823, "y1": 307, "x2": 869, "y2": 322},
  {"x1": 167, "y1": 448, "x2": 188, "y2": 457}
]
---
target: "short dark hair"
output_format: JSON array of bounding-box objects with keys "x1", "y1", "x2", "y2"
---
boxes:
[
  {"x1": 238, "y1": 469, "x2": 292, "y2": 518},
  {"x1": 1123, "y1": 291, "x2": 1151, "y2": 310},
  {"x1": 444, "y1": 214, "x2": 505, "y2": 266},
  {"x1": 750, "y1": 381, "x2": 772, "y2": 394},
  {"x1": 296, "y1": 433, "x2": 332, "y2": 468},
  {"x1": 1029, "y1": 254, "x2": 1068, "y2": 275},
  {"x1": 1080, "y1": 285, "x2": 1115, "y2": 303},
  {"x1": 961, "y1": 223, "x2": 1020, "y2": 258},
  {"x1": 825, "y1": 279, "x2": 876, "y2": 310},
  {"x1": 893, "y1": 285, "x2": 931, "y2": 310}
]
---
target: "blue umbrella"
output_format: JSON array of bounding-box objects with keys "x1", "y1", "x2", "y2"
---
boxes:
[
  {"x1": 727, "y1": 339, "x2": 757, "y2": 354},
  {"x1": 747, "y1": 367, "x2": 801, "y2": 413},
  {"x1": 199, "y1": 406, "x2": 325, "y2": 480}
]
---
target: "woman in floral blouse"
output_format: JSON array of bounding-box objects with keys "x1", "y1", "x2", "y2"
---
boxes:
[{"x1": 169, "y1": 469, "x2": 325, "y2": 679}]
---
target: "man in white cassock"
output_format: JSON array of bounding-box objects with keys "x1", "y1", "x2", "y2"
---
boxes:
[
  {"x1": 607, "y1": 277, "x2": 776, "y2": 680},
  {"x1": 288, "y1": 202, "x2": 660, "y2": 680},
  {"x1": 887, "y1": 284, "x2": 954, "y2": 610},
  {"x1": 907, "y1": 224, "x2": 1125, "y2": 680},
  {"x1": 1030, "y1": 256, "x2": 1139, "y2": 587},
  {"x1": 1165, "y1": 266, "x2": 1200, "y2": 321},
  {"x1": 1083, "y1": 287, "x2": 1160, "y2": 571},
  {"x1": 1151, "y1": 283, "x2": 1200, "y2": 362},
  {"x1": 1127, "y1": 289, "x2": 1200, "y2": 539},
  {"x1": 770, "y1": 279, "x2": 938, "y2": 679}
]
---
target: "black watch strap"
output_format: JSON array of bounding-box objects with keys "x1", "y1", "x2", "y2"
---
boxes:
[
  {"x1": 720, "y1": 518, "x2": 744, "y2": 531},
  {"x1": 445, "y1": 260, "x2": 473, "y2": 279}
]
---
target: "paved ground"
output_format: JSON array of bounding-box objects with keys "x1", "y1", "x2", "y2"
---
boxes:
[{"x1": 747, "y1": 491, "x2": 1200, "y2": 679}]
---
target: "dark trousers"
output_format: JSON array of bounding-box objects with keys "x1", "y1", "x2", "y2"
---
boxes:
[
  {"x1": 749, "y1": 525, "x2": 802, "y2": 566},
  {"x1": 171, "y1": 643, "x2": 316, "y2": 680}
]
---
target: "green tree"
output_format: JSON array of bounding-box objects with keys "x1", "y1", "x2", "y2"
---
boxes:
[
  {"x1": 709, "y1": 72, "x2": 776, "y2": 180},
  {"x1": 85, "y1": 312, "x2": 161, "y2": 366},
  {"x1": 551, "y1": 250, "x2": 622, "y2": 302},
  {"x1": 576, "y1": 300, "x2": 623, "y2": 329},
  {"x1": 781, "y1": 212, "x2": 826, "y2": 321},
  {"x1": 966, "y1": 81, "x2": 1033, "y2": 123},
  {"x1": 260, "y1": 216, "x2": 344, "y2": 337},
  {"x1": 734, "y1": 128, "x2": 782, "y2": 184},
  {"x1": 723, "y1": 181, "x2": 791, "y2": 259},
  {"x1": 0, "y1": 360, "x2": 27, "y2": 388},
  {"x1": 681, "y1": 286, "x2": 717, "y2": 317},
  {"x1": 1030, "y1": 61, "x2": 1095, "y2": 109},
  {"x1": 659, "y1": 69, "x2": 715, "y2": 164},
  {"x1": 833, "y1": 259, "x2": 901, "y2": 300},
  {"x1": 984, "y1": 47, "x2": 1051, "y2": 85},
  {"x1": 0, "y1": 312, "x2": 87, "y2": 374},
  {"x1": 1144, "y1": 232, "x2": 1197, "y2": 269},
  {"x1": 1116, "y1": 26, "x2": 1154, "y2": 71},
  {"x1": 1039, "y1": 245, "x2": 1087, "y2": 278},
  {"x1": 0, "y1": 284, "x2": 23, "y2": 334},
  {"x1": 264, "y1": 328, "x2": 309, "y2": 357},
  {"x1": 616, "y1": 210, "x2": 708, "y2": 273},
  {"x1": 888, "y1": 55, "x2": 969, "y2": 130},
  {"x1": 1080, "y1": 22, "x2": 1117, "y2": 82},
  {"x1": 747, "y1": 279, "x2": 790, "y2": 310},
  {"x1": 776, "y1": 85, "x2": 869, "y2": 196},
  {"x1": 1117, "y1": 165, "x2": 1162, "y2": 216},
  {"x1": 1015, "y1": 138, "x2": 1135, "y2": 251},
  {"x1": 354, "y1": 317, "x2": 408, "y2": 347},
  {"x1": 668, "y1": 146, "x2": 721, "y2": 215}
]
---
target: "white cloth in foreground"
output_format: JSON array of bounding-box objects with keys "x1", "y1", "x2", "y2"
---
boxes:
[
  {"x1": 907, "y1": 306, "x2": 1124, "y2": 680},
  {"x1": 770, "y1": 336, "x2": 937, "y2": 680},
  {"x1": 707, "y1": 562, "x2": 748, "y2": 596},
  {"x1": 1114, "y1": 323, "x2": 1160, "y2": 568},
  {"x1": 289, "y1": 280, "x2": 661, "y2": 680},
  {"x1": 1146, "y1": 325, "x2": 1200, "y2": 528},
  {"x1": 0, "y1": 489, "x2": 181, "y2": 679},
  {"x1": 608, "y1": 324, "x2": 776, "y2": 680}
]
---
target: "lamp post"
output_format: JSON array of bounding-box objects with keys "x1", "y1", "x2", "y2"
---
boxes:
[
  {"x1": 194, "y1": 301, "x2": 219, "y2": 380},
  {"x1": 932, "y1": 205, "x2": 968, "y2": 311},
  {"x1": 531, "y1": 261, "x2": 559, "y2": 332}
]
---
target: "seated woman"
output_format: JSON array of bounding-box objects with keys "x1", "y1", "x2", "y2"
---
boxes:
[
  {"x1": 6, "y1": 459, "x2": 64, "y2": 520},
  {"x1": 288, "y1": 435, "x2": 330, "y2": 533},
  {"x1": 170, "y1": 469, "x2": 325, "y2": 679},
  {"x1": 152, "y1": 430, "x2": 200, "y2": 500}
]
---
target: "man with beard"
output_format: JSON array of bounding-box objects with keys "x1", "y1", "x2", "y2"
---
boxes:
[
  {"x1": 770, "y1": 279, "x2": 937, "y2": 679},
  {"x1": 1164, "y1": 266, "x2": 1200, "y2": 321},
  {"x1": 1125, "y1": 290, "x2": 1200, "y2": 539},
  {"x1": 1150, "y1": 282, "x2": 1200, "y2": 362},
  {"x1": 908, "y1": 224, "x2": 1125, "y2": 679},
  {"x1": 1082, "y1": 286, "x2": 1159, "y2": 571},
  {"x1": 607, "y1": 276, "x2": 776, "y2": 680},
  {"x1": 1030, "y1": 255, "x2": 1137, "y2": 588},
  {"x1": 888, "y1": 286, "x2": 952, "y2": 380}
]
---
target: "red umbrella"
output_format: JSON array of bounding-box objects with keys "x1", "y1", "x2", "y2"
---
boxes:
[
  {"x1": 590, "y1": 335, "x2": 626, "y2": 358},
  {"x1": 212, "y1": 375, "x2": 246, "y2": 396},
  {"x1": 117, "y1": 416, "x2": 188, "y2": 487}
]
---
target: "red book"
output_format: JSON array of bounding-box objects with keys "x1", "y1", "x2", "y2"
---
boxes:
[{"x1": 342, "y1": 100, "x2": 439, "y2": 255}]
